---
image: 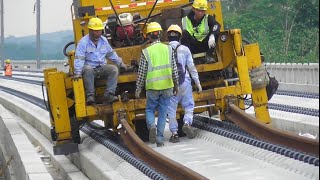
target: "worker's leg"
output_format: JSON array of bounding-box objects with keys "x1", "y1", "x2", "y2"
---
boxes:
[
  {"x1": 167, "y1": 95, "x2": 179, "y2": 134},
  {"x1": 181, "y1": 82, "x2": 195, "y2": 125},
  {"x1": 146, "y1": 90, "x2": 160, "y2": 144},
  {"x1": 98, "y1": 64, "x2": 119, "y2": 102},
  {"x1": 156, "y1": 88, "x2": 173, "y2": 145},
  {"x1": 181, "y1": 82, "x2": 196, "y2": 139},
  {"x1": 82, "y1": 65, "x2": 95, "y2": 97}
]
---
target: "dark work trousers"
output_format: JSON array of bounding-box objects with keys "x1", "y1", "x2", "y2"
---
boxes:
[
  {"x1": 181, "y1": 30, "x2": 214, "y2": 55},
  {"x1": 82, "y1": 64, "x2": 119, "y2": 97}
]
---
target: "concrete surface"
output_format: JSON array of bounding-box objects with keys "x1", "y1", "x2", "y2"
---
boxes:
[{"x1": 0, "y1": 105, "x2": 53, "y2": 180}]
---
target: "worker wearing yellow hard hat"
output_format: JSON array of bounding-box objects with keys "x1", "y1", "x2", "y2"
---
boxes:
[
  {"x1": 166, "y1": 24, "x2": 202, "y2": 143},
  {"x1": 135, "y1": 22, "x2": 179, "y2": 147},
  {"x1": 74, "y1": 17, "x2": 127, "y2": 105},
  {"x1": 181, "y1": 0, "x2": 221, "y2": 63},
  {"x1": 4, "y1": 59, "x2": 12, "y2": 77}
]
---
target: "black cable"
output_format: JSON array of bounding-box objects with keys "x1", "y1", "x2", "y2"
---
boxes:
[
  {"x1": 141, "y1": 0, "x2": 159, "y2": 32},
  {"x1": 41, "y1": 81, "x2": 55, "y2": 122}
]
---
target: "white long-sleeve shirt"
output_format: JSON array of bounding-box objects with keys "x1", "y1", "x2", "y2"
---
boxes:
[{"x1": 169, "y1": 41, "x2": 200, "y2": 85}]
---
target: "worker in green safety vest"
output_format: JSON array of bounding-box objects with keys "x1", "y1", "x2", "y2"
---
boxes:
[
  {"x1": 135, "y1": 22, "x2": 179, "y2": 147},
  {"x1": 181, "y1": 0, "x2": 221, "y2": 63}
]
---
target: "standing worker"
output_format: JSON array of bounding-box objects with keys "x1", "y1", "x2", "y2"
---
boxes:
[
  {"x1": 4, "y1": 59, "x2": 12, "y2": 77},
  {"x1": 166, "y1": 25, "x2": 202, "y2": 143},
  {"x1": 74, "y1": 17, "x2": 127, "y2": 105},
  {"x1": 181, "y1": 0, "x2": 221, "y2": 63},
  {"x1": 135, "y1": 22, "x2": 179, "y2": 147}
]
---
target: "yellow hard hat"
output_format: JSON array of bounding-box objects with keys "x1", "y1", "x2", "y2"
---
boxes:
[
  {"x1": 147, "y1": 22, "x2": 162, "y2": 34},
  {"x1": 88, "y1": 17, "x2": 104, "y2": 30},
  {"x1": 192, "y1": 0, "x2": 208, "y2": 10},
  {"x1": 5, "y1": 59, "x2": 10, "y2": 63},
  {"x1": 167, "y1": 24, "x2": 182, "y2": 35}
]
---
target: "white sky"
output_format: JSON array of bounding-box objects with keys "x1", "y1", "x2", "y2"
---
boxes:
[{"x1": 4, "y1": 0, "x2": 73, "y2": 37}]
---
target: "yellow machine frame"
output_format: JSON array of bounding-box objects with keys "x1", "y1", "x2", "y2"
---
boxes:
[{"x1": 44, "y1": 0, "x2": 271, "y2": 155}]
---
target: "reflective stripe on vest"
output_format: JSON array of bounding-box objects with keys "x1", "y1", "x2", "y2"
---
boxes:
[
  {"x1": 143, "y1": 43, "x2": 174, "y2": 90},
  {"x1": 4, "y1": 64, "x2": 12, "y2": 76},
  {"x1": 182, "y1": 15, "x2": 209, "y2": 42}
]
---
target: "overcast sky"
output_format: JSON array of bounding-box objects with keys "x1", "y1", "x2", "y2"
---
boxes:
[{"x1": 4, "y1": 0, "x2": 73, "y2": 37}]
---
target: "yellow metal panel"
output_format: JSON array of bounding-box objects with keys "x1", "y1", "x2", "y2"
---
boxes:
[
  {"x1": 196, "y1": 62, "x2": 224, "y2": 72},
  {"x1": 245, "y1": 44, "x2": 271, "y2": 124},
  {"x1": 43, "y1": 68, "x2": 57, "y2": 86},
  {"x1": 73, "y1": 79, "x2": 87, "y2": 118},
  {"x1": 235, "y1": 56, "x2": 252, "y2": 94},
  {"x1": 47, "y1": 72, "x2": 72, "y2": 141}
]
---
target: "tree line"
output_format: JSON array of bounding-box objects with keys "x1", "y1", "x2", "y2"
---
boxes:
[
  {"x1": 222, "y1": 0, "x2": 319, "y2": 63},
  {"x1": 2, "y1": 0, "x2": 319, "y2": 63}
]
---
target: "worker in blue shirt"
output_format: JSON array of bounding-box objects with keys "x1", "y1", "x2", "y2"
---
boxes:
[
  {"x1": 74, "y1": 17, "x2": 127, "y2": 105},
  {"x1": 166, "y1": 25, "x2": 202, "y2": 143}
]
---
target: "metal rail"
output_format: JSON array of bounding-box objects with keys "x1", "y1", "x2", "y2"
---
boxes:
[
  {"x1": 225, "y1": 104, "x2": 319, "y2": 157},
  {"x1": 117, "y1": 110, "x2": 208, "y2": 180}
]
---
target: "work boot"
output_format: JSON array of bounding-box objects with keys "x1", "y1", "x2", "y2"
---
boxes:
[
  {"x1": 169, "y1": 134, "x2": 180, "y2": 143},
  {"x1": 182, "y1": 123, "x2": 196, "y2": 139},
  {"x1": 103, "y1": 93, "x2": 119, "y2": 104},
  {"x1": 156, "y1": 142, "x2": 164, "y2": 147},
  {"x1": 149, "y1": 125, "x2": 157, "y2": 144},
  {"x1": 86, "y1": 95, "x2": 95, "y2": 105}
]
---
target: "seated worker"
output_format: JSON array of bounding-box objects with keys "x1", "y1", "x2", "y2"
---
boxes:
[
  {"x1": 73, "y1": 17, "x2": 127, "y2": 105},
  {"x1": 181, "y1": 0, "x2": 221, "y2": 63},
  {"x1": 166, "y1": 25, "x2": 202, "y2": 143},
  {"x1": 4, "y1": 59, "x2": 12, "y2": 77},
  {"x1": 135, "y1": 22, "x2": 179, "y2": 147}
]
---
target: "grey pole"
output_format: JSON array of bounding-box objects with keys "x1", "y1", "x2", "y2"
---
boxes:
[
  {"x1": 0, "y1": 0, "x2": 4, "y2": 68},
  {"x1": 36, "y1": 0, "x2": 40, "y2": 69}
]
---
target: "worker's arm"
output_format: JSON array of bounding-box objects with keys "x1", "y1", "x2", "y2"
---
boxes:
[
  {"x1": 185, "y1": 48, "x2": 200, "y2": 85},
  {"x1": 74, "y1": 40, "x2": 86, "y2": 75},
  {"x1": 135, "y1": 53, "x2": 148, "y2": 93},
  {"x1": 104, "y1": 41, "x2": 123, "y2": 67}
]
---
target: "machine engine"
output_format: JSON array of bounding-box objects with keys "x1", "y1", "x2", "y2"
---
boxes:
[{"x1": 105, "y1": 13, "x2": 145, "y2": 47}]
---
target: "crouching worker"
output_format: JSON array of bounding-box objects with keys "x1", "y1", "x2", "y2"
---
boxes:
[
  {"x1": 166, "y1": 25, "x2": 202, "y2": 143},
  {"x1": 4, "y1": 59, "x2": 12, "y2": 77},
  {"x1": 181, "y1": 0, "x2": 220, "y2": 63},
  {"x1": 135, "y1": 22, "x2": 179, "y2": 147},
  {"x1": 73, "y1": 17, "x2": 127, "y2": 105}
]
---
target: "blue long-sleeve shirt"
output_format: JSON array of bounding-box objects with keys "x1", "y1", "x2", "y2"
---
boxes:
[
  {"x1": 74, "y1": 34, "x2": 122, "y2": 75},
  {"x1": 169, "y1": 41, "x2": 200, "y2": 85}
]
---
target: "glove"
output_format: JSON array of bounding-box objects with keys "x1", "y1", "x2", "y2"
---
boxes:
[
  {"x1": 135, "y1": 90, "x2": 141, "y2": 99},
  {"x1": 173, "y1": 84, "x2": 179, "y2": 96},
  {"x1": 208, "y1": 34, "x2": 216, "y2": 49},
  {"x1": 119, "y1": 61, "x2": 127, "y2": 71},
  {"x1": 196, "y1": 83, "x2": 202, "y2": 92},
  {"x1": 73, "y1": 74, "x2": 82, "y2": 80}
]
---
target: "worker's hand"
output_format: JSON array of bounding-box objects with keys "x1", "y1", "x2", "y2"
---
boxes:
[
  {"x1": 173, "y1": 85, "x2": 179, "y2": 96},
  {"x1": 196, "y1": 83, "x2": 202, "y2": 92},
  {"x1": 119, "y1": 62, "x2": 128, "y2": 71},
  {"x1": 135, "y1": 90, "x2": 141, "y2": 99},
  {"x1": 208, "y1": 34, "x2": 216, "y2": 49},
  {"x1": 73, "y1": 74, "x2": 82, "y2": 81}
]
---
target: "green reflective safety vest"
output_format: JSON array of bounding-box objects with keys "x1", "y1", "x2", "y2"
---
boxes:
[
  {"x1": 142, "y1": 43, "x2": 174, "y2": 90},
  {"x1": 182, "y1": 15, "x2": 209, "y2": 42}
]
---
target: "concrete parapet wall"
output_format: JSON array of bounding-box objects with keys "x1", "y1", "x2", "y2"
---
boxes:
[
  {"x1": 9, "y1": 60, "x2": 69, "y2": 72},
  {"x1": 3, "y1": 61, "x2": 320, "y2": 85},
  {"x1": 266, "y1": 63, "x2": 319, "y2": 85},
  {"x1": 0, "y1": 105, "x2": 53, "y2": 180}
]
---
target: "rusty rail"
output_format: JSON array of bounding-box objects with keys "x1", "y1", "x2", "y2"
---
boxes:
[
  {"x1": 225, "y1": 104, "x2": 319, "y2": 157},
  {"x1": 117, "y1": 110, "x2": 208, "y2": 180}
]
